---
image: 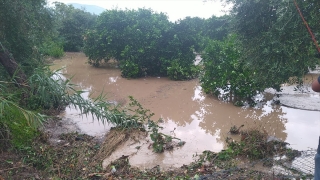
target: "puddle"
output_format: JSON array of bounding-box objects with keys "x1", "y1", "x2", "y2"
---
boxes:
[
  {"x1": 265, "y1": 73, "x2": 320, "y2": 111},
  {"x1": 51, "y1": 52, "x2": 320, "y2": 169}
]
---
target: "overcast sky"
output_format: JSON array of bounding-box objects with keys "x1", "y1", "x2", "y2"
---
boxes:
[{"x1": 48, "y1": 0, "x2": 231, "y2": 21}]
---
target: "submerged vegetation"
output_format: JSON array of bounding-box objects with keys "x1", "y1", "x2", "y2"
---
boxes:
[
  {"x1": 200, "y1": 34, "x2": 261, "y2": 105},
  {"x1": 0, "y1": 0, "x2": 319, "y2": 178},
  {"x1": 83, "y1": 9, "x2": 202, "y2": 80}
]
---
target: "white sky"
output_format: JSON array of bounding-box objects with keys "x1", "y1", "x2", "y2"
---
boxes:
[{"x1": 48, "y1": 0, "x2": 231, "y2": 21}]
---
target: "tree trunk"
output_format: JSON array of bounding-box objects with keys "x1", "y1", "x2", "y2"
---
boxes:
[
  {"x1": 0, "y1": 46, "x2": 29, "y2": 105},
  {"x1": 0, "y1": 48, "x2": 28, "y2": 86}
]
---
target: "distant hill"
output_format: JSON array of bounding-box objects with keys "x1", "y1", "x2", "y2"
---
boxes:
[{"x1": 69, "y1": 3, "x2": 105, "y2": 15}]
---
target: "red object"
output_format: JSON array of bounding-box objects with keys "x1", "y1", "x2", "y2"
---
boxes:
[{"x1": 293, "y1": 0, "x2": 320, "y2": 53}]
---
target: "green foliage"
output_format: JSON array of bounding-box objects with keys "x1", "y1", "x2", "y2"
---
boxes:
[
  {"x1": 147, "y1": 120, "x2": 183, "y2": 153},
  {"x1": 27, "y1": 68, "x2": 143, "y2": 127},
  {"x1": 40, "y1": 40, "x2": 64, "y2": 58},
  {"x1": 172, "y1": 17, "x2": 206, "y2": 53},
  {"x1": 127, "y1": 96, "x2": 155, "y2": 122},
  {"x1": 27, "y1": 68, "x2": 69, "y2": 110},
  {"x1": 222, "y1": 0, "x2": 320, "y2": 90},
  {"x1": 120, "y1": 60, "x2": 141, "y2": 78},
  {"x1": 223, "y1": 127, "x2": 296, "y2": 161},
  {"x1": 200, "y1": 34, "x2": 260, "y2": 103},
  {"x1": 51, "y1": 2, "x2": 97, "y2": 52},
  {"x1": 167, "y1": 59, "x2": 200, "y2": 80},
  {"x1": 0, "y1": 0, "x2": 52, "y2": 76},
  {"x1": 83, "y1": 9, "x2": 200, "y2": 79},
  {"x1": 0, "y1": 0, "x2": 52, "y2": 148},
  {"x1": 224, "y1": 132, "x2": 267, "y2": 160},
  {"x1": 5, "y1": 120, "x2": 39, "y2": 148},
  {"x1": 124, "y1": 96, "x2": 184, "y2": 153},
  {"x1": 0, "y1": 84, "x2": 44, "y2": 148},
  {"x1": 84, "y1": 8, "x2": 170, "y2": 77},
  {"x1": 148, "y1": 120, "x2": 166, "y2": 153},
  {"x1": 203, "y1": 15, "x2": 231, "y2": 41}
]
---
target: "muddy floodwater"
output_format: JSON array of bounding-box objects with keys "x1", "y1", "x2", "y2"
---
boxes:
[{"x1": 51, "y1": 52, "x2": 320, "y2": 169}]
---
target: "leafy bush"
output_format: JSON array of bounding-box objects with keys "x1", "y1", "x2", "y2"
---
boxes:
[
  {"x1": 224, "y1": 0, "x2": 320, "y2": 90},
  {"x1": 203, "y1": 15, "x2": 230, "y2": 41},
  {"x1": 52, "y1": 2, "x2": 97, "y2": 52},
  {"x1": 83, "y1": 9, "x2": 201, "y2": 79},
  {"x1": 41, "y1": 41, "x2": 64, "y2": 58},
  {"x1": 48, "y1": 45, "x2": 64, "y2": 58},
  {"x1": 120, "y1": 60, "x2": 141, "y2": 78},
  {"x1": 167, "y1": 59, "x2": 200, "y2": 80},
  {"x1": 200, "y1": 34, "x2": 261, "y2": 104}
]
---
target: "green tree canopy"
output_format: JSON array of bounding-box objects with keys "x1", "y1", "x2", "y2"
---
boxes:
[
  {"x1": 84, "y1": 8, "x2": 201, "y2": 79},
  {"x1": 0, "y1": 0, "x2": 52, "y2": 76},
  {"x1": 200, "y1": 34, "x2": 260, "y2": 104},
  {"x1": 51, "y1": 2, "x2": 97, "y2": 52},
  {"x1": 222, "y1": 0, "x2": 320, "y2": 90}
]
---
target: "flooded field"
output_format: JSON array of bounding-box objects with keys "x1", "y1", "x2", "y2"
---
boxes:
[{"x1": 51, "y1": 52, "x2": 320, "y2": 169}]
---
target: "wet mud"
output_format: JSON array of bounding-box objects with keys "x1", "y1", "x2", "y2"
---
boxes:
[{"x1": 51, "y1": 52, "x2": 320, "y2": 169}]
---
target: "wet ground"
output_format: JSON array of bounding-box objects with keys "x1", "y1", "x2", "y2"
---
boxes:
[{"x1": 51, "y1": 52, "x2": 320, "y2": 169}]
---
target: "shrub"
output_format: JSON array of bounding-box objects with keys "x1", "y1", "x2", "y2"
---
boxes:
[
  {"x1": 41, "y1": 41, "x2": 64, "y2": 58},
  {"x1": 167, "y1": 59, "x2": 200, "y2": 80},
  {"x1": 120, "y1": 60, "x2": 142, "y2": 78},
  {"x1": 200, "y1": 34, "x2": 261, "y2": 104},
  {"x1": 83, "y1": 9, "x2": 201, "y2": 79},
  {"x1": 0, "y1": 94, "x2": 44, "y2": 149}
]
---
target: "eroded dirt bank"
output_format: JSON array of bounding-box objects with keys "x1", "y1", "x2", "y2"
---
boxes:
[{"x1": 50, "y1": 52, "x2": 320, "y2": 169}]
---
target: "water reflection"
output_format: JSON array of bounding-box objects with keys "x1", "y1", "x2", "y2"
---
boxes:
[
  {"x1": 51, "y1": 52, "x2": 320, "y2": 168},
  {"x1": 192, "y1": 85, "x2": 205, "y2": 102},
  {"x1": 58, "y1": 88, "x2": 113, "y2": 137},
  {"x1": 109, "y1": 76, "x2": 119, "y2": 83},
  {"x1": 282, "y1": 107, "x2": 320, "y2": 150}
]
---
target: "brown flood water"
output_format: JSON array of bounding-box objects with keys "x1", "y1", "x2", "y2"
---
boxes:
[{"x1": 51, "y1": 52, "x2": 320, "y2": 169}]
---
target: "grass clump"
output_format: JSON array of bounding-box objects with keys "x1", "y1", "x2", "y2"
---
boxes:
[{"x1": 41, "y1": 41, "x2": 64, "y2": 58}]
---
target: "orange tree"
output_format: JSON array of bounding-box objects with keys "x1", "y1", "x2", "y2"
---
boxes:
[
  {"x1": 221, "y1": 0, "x2": 320, "y2": 91},
  {"x1": 201, "y1": 0, "x2": 320, "y2": 105},
  {"x1": 83, "y1": 9, "x2": 202, "y2": 80},
  {"x1": 200, "y1": 34, "x2": 261, "y2": 105}
]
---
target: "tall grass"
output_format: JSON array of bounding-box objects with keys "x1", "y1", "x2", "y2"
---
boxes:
[
  {"x1": 28, "y1": 67, "x2": 142, "y2": 127},
  {"x1": 0, "y1": 66, "x2": 146, "y2": 149},
  {"x1": 0, "y1": 83, "x2": 44, "y2": 148},
  {"x1": 40, "y1": 41, "x2": 64, "y2": 58}
]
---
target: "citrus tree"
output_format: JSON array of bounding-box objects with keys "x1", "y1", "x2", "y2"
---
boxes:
[
  {"x1": 221, "y1": 0, "x2": 320, "y2": 91},
  {"x1": 84, "y1": 9, "x2": 170, "y2": 76},
  {"x1": 200, "y1": 34, "x2": 260, "y2": 105},
  {"x1": 203, "y1": 15, "x2": 231, "y2": 41},
  {"x1": 163, "y1": 17, "x2": 204, "y2": 80},
  {"x1": 83, "y1": 9, "x2": 201, "y2": 80}
]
